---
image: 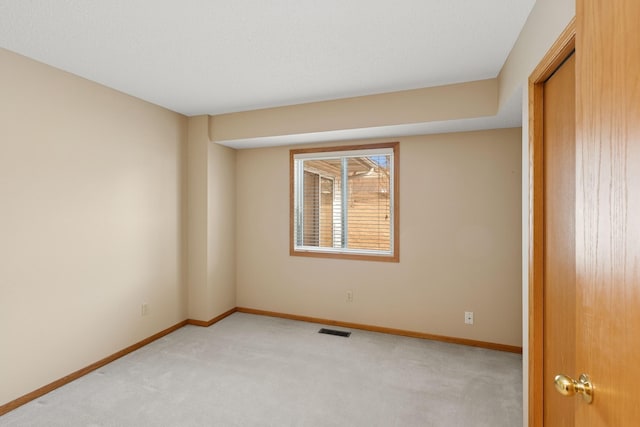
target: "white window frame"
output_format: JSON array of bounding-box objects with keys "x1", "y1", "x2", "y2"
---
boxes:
[{"x1": 289, "y1": 142, "x2": 399, "y2": 262}]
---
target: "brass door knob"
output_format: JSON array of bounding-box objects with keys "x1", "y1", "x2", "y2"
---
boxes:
[{"x1": 554, "y1": 373, "x2": 593, "y2": 404}]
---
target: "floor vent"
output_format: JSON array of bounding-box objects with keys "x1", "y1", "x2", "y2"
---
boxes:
[{"x1": 318, "y1": 328, "x2": 351, "y2": 337}]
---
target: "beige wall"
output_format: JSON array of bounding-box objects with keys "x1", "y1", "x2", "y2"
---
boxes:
[
  {"x1": 236, "y1": 128, "x2": 522, "y2": 346},
  {"x1": 186, "y1": 116, "x2": 237, "y2": 321},
  {"x1": 211, "y1": 79, "x2": 497, "y2": 143},
  {"x1": 207, "y1": 128, "x2": 237, "y2": 316},
  {"x1": 186, "y1": 117, "x2": 209, "y2": 319},
  {"x1": 0, "y1": 48, "x2": 188, "y2": 406},
  {"x1": 498, "y1": 0, "x2": 576, "y2": 107},
  {"x1": 0, "y1": 0, "x2": 576, "y2": 413},
  {"x1": 496, "y1": 0, "x2": 575, "y2": 424}
]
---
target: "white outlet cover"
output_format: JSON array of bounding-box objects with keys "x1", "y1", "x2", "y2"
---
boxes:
[{"x1": 464, "y1": 312, "x2": 474, "y2": 324}]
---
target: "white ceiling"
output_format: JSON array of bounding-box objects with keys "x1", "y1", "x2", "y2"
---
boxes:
[{"x1": 1, "y1": 0, "x2": 535, "y2": 120}]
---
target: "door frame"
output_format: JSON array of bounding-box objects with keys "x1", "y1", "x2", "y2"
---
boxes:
[{"x1": 528, "y1": 18, "x2": 576, "y2": 427}]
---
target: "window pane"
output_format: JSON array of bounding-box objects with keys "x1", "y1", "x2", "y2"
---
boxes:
[
  {"x1": 303, "y1": 171, "x2": 319, "y2": 246},
  {"x1": 302, "y1": 159, "x2": 342, "y2": 248},
  {"x1": 347, "y1": 155, "x2": 391, "y2": 251},
  {"x1": 319, "y1": 177, "x2": 334, "y2": 247},
  {"x1": 291, "y1": 142, "x2": 398, "y2": 262}
]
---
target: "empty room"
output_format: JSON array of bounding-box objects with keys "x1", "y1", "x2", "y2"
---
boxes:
[{"x1": 3, "y1": 1, "x2": 638, "y2": 426}]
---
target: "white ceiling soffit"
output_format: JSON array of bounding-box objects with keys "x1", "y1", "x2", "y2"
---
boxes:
[{"x1": 0, "y1": 0, "x2": 535, "y2": 117}]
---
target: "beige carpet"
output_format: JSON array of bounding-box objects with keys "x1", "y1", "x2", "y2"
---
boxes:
[{"x1": 0, "y1": 313, "x2": 522, "y2": 426}]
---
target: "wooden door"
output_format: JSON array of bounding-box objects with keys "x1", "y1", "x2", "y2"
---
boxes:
[
  {"x1": 528, "y1": 19, "x2": 576, "y2": 426},
  {"x1": 575, "y1": 0, "x2": 640, "y2": 425},
  {"x1": 542, "y1": 53, "x2": 576, "y2": 425},
  {"x1": 531, "y1": 0, "x2": 640, "y2": 425}
]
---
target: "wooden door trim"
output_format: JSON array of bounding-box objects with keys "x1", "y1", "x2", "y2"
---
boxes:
[{"x1": 528, "y1": 17, "x2": 575, "y2": 427}]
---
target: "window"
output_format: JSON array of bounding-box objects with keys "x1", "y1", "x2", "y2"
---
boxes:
[{"x1": 290, "y1": 142, "x2": 399, "y2": 262}]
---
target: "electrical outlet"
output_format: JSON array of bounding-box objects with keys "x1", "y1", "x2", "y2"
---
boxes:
[
  {"x1": 141, "y1": 303, "x2": 149, "y2": 316},
  {"x1": 464, "y1": 311, "x2": 474, "y2": 325},
  {"x1": 346, "y1": 290, "x2": 353, "y2": 303}
]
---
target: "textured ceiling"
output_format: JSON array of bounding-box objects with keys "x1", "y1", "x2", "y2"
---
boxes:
[{"x1": 0, "y1": 0, "x2": 535, "y2": 117}]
